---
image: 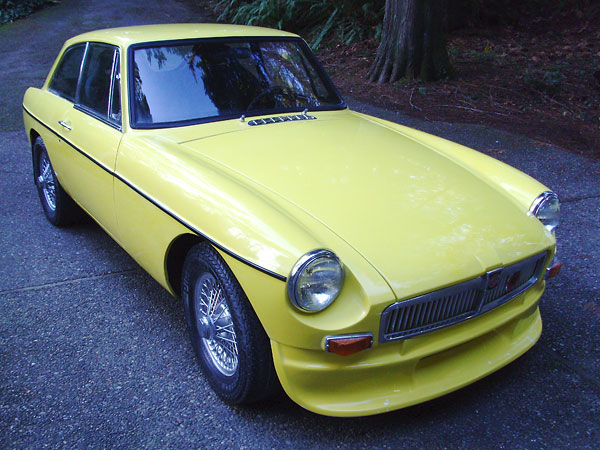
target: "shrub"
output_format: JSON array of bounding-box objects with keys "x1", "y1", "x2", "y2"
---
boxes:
[
  {"x1": 0, "y1": 0, "x2": 57, "y2": 24},
  {"x1": 216, "y1": 0, "x2": 384, "y2": 49}
]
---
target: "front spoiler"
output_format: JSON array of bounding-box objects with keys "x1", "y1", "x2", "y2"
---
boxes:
[{"x1": 271, "y1": 282, "x2": 544, "y2": 417}]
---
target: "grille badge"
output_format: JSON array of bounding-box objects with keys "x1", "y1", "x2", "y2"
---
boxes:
[
  {"x1": 487, "y1": 270, "x2": 502, "y2": 289},
  {"x1": 507, "y1": 271, "x2": 521, "y2": 292}
]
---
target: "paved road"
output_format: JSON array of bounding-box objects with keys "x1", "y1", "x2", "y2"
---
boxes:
[{"x1": 1, "y1": 1, "x2": 599, "y2": 449}]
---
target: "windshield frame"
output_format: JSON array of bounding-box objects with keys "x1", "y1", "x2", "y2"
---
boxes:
[{"x1": 127, "y1": 36, "x2": 346, "y2": 129}]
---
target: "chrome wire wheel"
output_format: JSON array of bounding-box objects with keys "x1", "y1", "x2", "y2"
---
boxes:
[
  {"x1": 38, "y1": 151, "x2": 56, "y2": 211},
  {"x1": 193, "y1": 273, "x2": 239, "y2": 377},
  {"x1": 182, "y1": 242, "x2": 278, "y2": 403}
]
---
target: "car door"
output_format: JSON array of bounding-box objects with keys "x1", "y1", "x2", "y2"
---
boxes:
[
  {"x1": 40, "y1": 43, "x2": 87, "y2": 191},
  {"x1": 56, "y1": 42, "x2": 123, "y2": 239}
]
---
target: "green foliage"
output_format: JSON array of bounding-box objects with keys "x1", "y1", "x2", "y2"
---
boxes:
[
  {"x1": 0, "y1": 0, "x2": 57, "y2": 24},
  {"x1": 447, "y1": 46, "x2": 459, "y2": 60},
  {"x1": 523, "y1": 63, "x2": 568, "y2": 95},
  {"x1": 216, "y1": 0, "x2": 384, "y2": 49},
  {"x1": 467, "y1": 49, "x2": 496, "y2": 64}
]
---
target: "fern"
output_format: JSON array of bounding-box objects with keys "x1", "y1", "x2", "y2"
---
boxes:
[{"x1": 215, "y1": 0, "x2": 384, "y2": 49}]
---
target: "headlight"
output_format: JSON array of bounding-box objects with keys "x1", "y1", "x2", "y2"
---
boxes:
[
  {"x1": 288, "y1": 249, "x2": 344, "y2": 312},
  {"x1": 530, "y1": 191, "x2": 560, "y2": 233}
]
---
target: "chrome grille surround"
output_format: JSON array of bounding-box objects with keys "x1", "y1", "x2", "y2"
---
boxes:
[
  {"x1": 379, "y1": 251, "x2": 548, "y2": 343},
  {"x1": 247, "y1": 113, "x2": 316, "y2": 126}
]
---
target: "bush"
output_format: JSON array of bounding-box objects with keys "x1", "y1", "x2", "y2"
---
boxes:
[
  {"x1": 216, "y1": 0, "x2": 384, "y2": 49},
  {"x1": 0, "y1": 0, "x2": 57, "y2": 24}
]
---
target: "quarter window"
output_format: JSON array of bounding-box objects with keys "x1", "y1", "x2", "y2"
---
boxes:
[{"x1": 49, "y1": 44, "x2": 85, "y2": 101}]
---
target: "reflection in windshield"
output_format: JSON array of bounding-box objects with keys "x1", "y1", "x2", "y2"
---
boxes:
[{"x1": 131, "y1": 39, "x2": 343, "y2": 127}]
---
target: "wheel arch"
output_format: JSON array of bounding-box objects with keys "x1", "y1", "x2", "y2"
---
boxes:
[
  {"x1": 165, "y1": 233, "x2": 205, "y2": 297},
  {"x1": 29, "y1": 129, "x2": 42, "y2": 183},
  {"x1": 29, "y1": 128, "x2": 40, "y2": 146}
]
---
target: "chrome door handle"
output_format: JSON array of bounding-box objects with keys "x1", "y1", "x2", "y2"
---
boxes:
[{"x1": 58, "y1": 120, "x2": 72, "y2": 131}]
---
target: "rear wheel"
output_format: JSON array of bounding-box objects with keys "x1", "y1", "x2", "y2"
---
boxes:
[
  {"x1": 181, "y1": 242, "x2": 278, "y2": 404},
  {"x1": 34, "y1": 137, "x2": 80, "y2": 226}
]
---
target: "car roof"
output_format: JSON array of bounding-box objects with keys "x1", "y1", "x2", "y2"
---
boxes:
[{"x1": 65, "y1": 23, "x2": 299, "y2": 48}]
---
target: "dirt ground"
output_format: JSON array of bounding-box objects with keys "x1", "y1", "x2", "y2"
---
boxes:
[{"x1": 318, "y1": 13, "x2": 600, "y2": 161}]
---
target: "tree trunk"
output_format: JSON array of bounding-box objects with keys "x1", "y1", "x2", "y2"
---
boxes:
[{"x1": 367, "y1": 0, "x2": 453, "y2": 83}]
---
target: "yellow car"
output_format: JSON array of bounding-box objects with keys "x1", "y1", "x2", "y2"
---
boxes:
[{"x1": 23, "y1": 24, "x2": 562, "y2": 417}]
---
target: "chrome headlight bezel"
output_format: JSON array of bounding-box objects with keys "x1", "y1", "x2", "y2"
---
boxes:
[
  {"x1": 530, "y1": 191, "x2": 560, "y2": 233},
  {"x1": 287, "y1": 249, "x2": 345, "y2": 313}
]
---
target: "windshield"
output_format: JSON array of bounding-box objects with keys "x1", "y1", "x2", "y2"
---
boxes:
[{"x1": 129, "y1": 38, "x2": 345, "y2": 128}]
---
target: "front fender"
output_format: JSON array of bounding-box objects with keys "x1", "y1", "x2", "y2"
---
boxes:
[{"x1": 114, "y1": 132, "x2": 394, "y2": 349}]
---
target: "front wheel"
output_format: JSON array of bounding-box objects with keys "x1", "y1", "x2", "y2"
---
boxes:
[{"x1": 181, "y1": 242, "x2": 278, "y2": 404}]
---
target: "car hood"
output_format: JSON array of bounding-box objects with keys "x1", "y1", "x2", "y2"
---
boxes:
[{"x1": 180, "y1": 112, "x2": 551, "y2": 299}]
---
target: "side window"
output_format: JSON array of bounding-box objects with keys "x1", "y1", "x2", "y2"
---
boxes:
[
  {"x1": 49, "y1": 44, "x2": 86, "y2": 101},
  {"x1": 79, "y1": 44, "x2": 118, "y2": 121},
  {"x1": 109, "y1": 57, "x2": 121, "y2": 125}
]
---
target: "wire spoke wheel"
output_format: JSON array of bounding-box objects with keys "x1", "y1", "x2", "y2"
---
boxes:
[
  {"x1": 182, "y1": 242, "x2": 277, "y2": 404},
  {"x1": 193, "y1": 273, "x2": 239, "y2": 377},
  {"x1": 33, "y1": 137, "x2": 81, "y2": 226},
  {"x1": 38, "y1": 151, "x2": 57, "y2": 211}
]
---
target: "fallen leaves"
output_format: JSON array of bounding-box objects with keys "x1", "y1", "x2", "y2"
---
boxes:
[{"x1": 319, "y1": 17, "x2": 600, "y2": 159}]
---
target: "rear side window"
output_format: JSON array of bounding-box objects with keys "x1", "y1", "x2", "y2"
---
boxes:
[
  {"x1": 49, "y1": 44, "x2": 85, "y2": 102},
  {"x1": 79, "y1": 43, "x2": 118, "y2": 119}
]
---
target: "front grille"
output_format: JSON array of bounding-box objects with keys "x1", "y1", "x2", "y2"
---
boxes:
[{"x1": 380, "y1": 251, "x2": 548, "y2": 342}]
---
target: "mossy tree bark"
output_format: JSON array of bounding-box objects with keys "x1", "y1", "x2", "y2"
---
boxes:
[{"x1": 367, "y1": 0, "x2": 453, "y2": 83}]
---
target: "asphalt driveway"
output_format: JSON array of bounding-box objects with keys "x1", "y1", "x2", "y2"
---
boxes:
[{"x1": 1, "y1": 1, "x2": 599, "y2": 448}]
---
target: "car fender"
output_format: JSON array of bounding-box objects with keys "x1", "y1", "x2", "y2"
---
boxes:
[{"x1": 114, "y1": 132, "x2": 394, "y2": 348}]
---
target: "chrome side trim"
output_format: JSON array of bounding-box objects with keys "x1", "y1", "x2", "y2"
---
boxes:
[
  {"x1": 23, "y1": 106, "x2": 287, "y2": 282},
  {"x1": 247, "y1": 113, "x2": 316, "y2": 126},
  {"x1": 379, "y1": 251, "x2": 548, "y2": 343}
]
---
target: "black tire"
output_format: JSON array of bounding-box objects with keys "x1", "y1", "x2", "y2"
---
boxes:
[
  {"x1": 33, "y1": 137, "x2": 81, "y2": 226},
  {"x1": 181, "y1": 242, "x2": 278, "y2": 404}
]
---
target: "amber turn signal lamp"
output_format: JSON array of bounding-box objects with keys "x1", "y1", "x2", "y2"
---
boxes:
[
  {"x1": 325, "y1": 334, "x2": 373, "y2": 356},
  {"x1": 546, "y1": 259, "x2": 562, "y2": 279}
]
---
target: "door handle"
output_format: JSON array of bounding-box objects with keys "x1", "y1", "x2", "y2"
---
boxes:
[{"x1": 58, "y1": 120, "x2": 72, "y2": 131}]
